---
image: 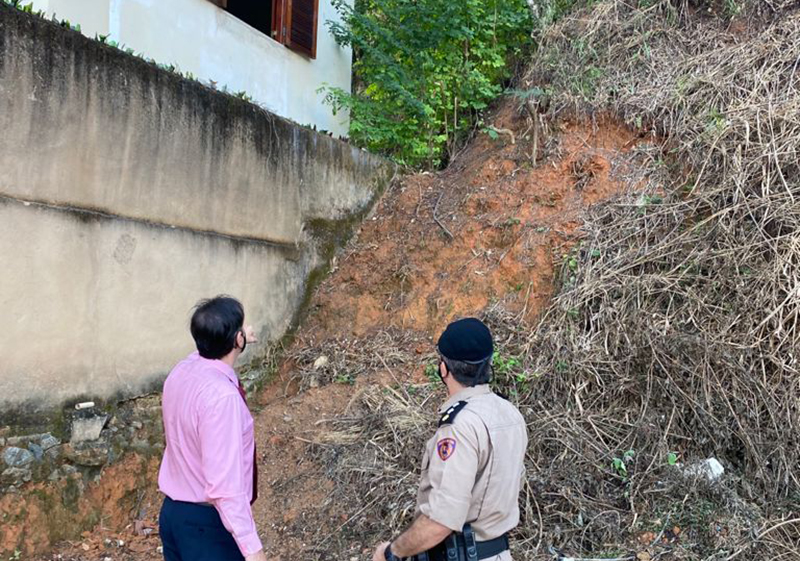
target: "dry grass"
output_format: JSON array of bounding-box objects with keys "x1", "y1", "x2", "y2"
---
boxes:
[{"x1": 517, "y1": 0, "x2": 800, "y2": 558}]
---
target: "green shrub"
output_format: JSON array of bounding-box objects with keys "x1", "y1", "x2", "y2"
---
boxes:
[{"x1": 324, "y1": 0, "x2": 533, "y2": 168}]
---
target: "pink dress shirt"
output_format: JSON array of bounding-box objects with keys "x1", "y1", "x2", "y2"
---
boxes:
[{"x1": 158, "y1": 352, "x2": 262, "y2": 556}]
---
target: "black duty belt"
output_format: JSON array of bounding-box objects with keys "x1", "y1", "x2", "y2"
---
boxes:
[{"x1": 412, "y1": 529, "x2": 509, "y2": 561}]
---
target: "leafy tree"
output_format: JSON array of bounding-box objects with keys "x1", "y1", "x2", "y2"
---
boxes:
[{"x1": 324, "y1": 0, "x2": 532, "y2": 168}]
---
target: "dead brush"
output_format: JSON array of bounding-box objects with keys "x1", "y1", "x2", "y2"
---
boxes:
[
  {"x1": 307, "y1": 383, "x2": 442, "y2": 555},
  {"x1": 515, "y1": 0, "x2": 800, "y2": 559},
  {"x1": 288, "y1": 329, "x2": 424, "y2": 390}
]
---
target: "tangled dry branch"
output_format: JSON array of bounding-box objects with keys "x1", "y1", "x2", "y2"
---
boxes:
[{"x1": 518, "y1": 0, "x2": 800, "y2": 557}]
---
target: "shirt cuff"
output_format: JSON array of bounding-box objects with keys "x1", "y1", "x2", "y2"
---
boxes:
[
  {"x1": 233, "y1": 529, "x2": 263, "y2": 557},
  {"x1": 418, "y1": 499, "x2": 468, "y2": 533}
]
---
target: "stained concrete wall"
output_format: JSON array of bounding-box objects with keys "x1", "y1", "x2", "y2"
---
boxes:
[
  {"x1": 0, "y1": 5, "x2": 391, "y2": 414},
  {"x1": 27, "y1": 0, "x2": 353, "y2": 136}
]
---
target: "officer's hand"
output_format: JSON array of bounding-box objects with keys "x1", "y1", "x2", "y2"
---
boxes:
[
  {"x1": 244, "y1": 550, "x2": 268, "y2": 561},
  {"x1": 244, "y1": 324, "x2": 258, "y2": 344},
  {"x1": 372, "y1": 541, "x2": 390, "y2": 561}
]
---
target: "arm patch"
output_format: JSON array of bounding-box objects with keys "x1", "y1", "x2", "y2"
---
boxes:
[{"x1": 438, "y1": 400, "x2": 468, "y2": 427}]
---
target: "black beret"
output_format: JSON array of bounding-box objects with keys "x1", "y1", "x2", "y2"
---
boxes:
[{"x1": 437, "y1": 318, "x2": 494, "y2": 364}]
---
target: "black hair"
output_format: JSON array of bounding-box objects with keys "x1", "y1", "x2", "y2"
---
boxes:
[
  {"x1": 442, "y1": 356, "x2": 492, "y2": 387},
  {"x1": 190, "y1": 295, "x2": 244, "y2": 359}
]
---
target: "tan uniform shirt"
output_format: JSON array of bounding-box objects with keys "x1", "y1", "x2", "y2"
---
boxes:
[{"x1": 416, "y1": 385, "x2": 528, "y2": 544}]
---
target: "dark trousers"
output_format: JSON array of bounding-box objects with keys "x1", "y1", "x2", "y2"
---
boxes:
[{"x1": 159, "y1": 496, "x2": 244, "y2": 561}]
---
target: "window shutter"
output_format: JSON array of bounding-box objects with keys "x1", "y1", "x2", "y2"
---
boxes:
[
  {"x1": 208, "y1": 0, "x2": 228, "y2": 7},
  {"x1": 284, "y1": 0, "x2": 318, "y2": 59},
  {"x1": 272, "y1": 0, "x2": 286, "y2": 42}
]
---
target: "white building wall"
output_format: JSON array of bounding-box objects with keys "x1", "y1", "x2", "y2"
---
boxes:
[{"x1": 30, "y1": 0, "x2": 352, "y2": 136}]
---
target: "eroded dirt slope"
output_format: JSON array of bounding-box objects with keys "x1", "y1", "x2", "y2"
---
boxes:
[{"x1": 37, "y1": 105, "x2": 648, "y2": 561}]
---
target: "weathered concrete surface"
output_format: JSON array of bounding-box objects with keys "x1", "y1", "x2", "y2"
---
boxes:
[
  {"x1": 0, "y1": 6, "x2": 393, "y2": 413},
  {"x1": 0, "y1": 4, "x2": 382, "y2": 244}
]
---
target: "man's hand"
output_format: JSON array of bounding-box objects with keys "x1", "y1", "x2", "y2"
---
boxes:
[
  {"x1": 372, "y1": 541, "x2": 390, "y2": 561},
  {"x1": 245, "y1": 549, "x2": 268, "y2": 561}
]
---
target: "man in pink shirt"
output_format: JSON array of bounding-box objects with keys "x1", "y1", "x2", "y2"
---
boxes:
[{"x1": 158, "y1": 295, "x2": 267, "y2": 561}]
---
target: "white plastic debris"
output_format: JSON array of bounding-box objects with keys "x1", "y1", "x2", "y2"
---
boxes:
[
  {"x1": 686, "y1": 457, "x2": 725, "y2": 482},
  {"x1": 75, "y1": 401, "x2": 95, "y2": 410},
  {"x1": 313, "y1": 355, "x2": 330, "y2": 370}
]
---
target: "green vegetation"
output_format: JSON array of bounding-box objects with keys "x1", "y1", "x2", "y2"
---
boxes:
[
  {"x1": 424, "y1": 362, "x2": 440, "y2": 383},
  {"x1": 324, "y1": 0, "x2": 534, "y2": 168},
  {"x1": 611, "y1": 449, "x2": 635, "y2": 480}
]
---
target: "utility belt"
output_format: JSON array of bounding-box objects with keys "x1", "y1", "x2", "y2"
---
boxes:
[{"x1": 412, "y1": 525, "x2": 509, "y2": 561}]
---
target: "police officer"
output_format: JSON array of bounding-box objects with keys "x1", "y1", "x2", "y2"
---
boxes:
[{"x1": 373, "y1": 318, "x2": 528, "y2": 561}]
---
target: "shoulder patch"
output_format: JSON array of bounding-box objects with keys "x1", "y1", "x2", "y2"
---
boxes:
[
  {"x1": 436, "y1": 438, "x2": 457, "y2": 461},
  {"x1": 438, "y1": 400, "x2": 468, "y2": 427}
]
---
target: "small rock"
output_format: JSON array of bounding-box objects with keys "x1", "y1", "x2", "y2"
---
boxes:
[
  {"x1": 71, "y1": 414, "x2": 109, "y2": 444},
  {"x1": 3, "y1": 446, "x2": 34, "y2": 467},
  {"x1": 40, "y1": 434, "x2": 61, "y2": 450},
  {"x1": 131, "y1": 421, "x2": 143, "y2": 430},
  {"x1": 313, "y1": 355, "x2": 330, "y2": 370},
  {"x1": 28, "y1": 443, "x2": 44, "y2": 462},
  {"x1": 63, "y1": 442, "x2": 110, "y2": 467},
  {"x1": 0, "y1": 438, "x2": 5, "y2": 447},
  {"x1": 8, "y1": 433, "x2": 47, "y2": 446},
  {"x1": 131, "y1": 438, "x2": 150, "y2": 452},
  {"x1": 308, "y1": 375, "x2": 320, "y2": 388},
  {"x1": 2, "y1": 467, "x2": 32, "y2": 485},
  {"x1": 283, "y1": 415, "x2": 293, "y2": 423},
  {"x1": 45, "y1": 445, "x2": 62, "y2": 461},
  {"x1": 48, "y1": 469, "x2": 61, "y2": 482}
]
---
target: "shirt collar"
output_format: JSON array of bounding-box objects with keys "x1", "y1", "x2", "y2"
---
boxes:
[
  {"x1": 191, "y1": 351, "x2": 239, "y2": 386},
  {"x1": 439, "y1": 384, "x2": 491, "y2": 413}
]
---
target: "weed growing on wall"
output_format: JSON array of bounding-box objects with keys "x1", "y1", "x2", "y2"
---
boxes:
[
  {"x1": 324, "y1": 0, "x2": 533, "y2": 168},
  {"x1": 2, "y1": 0, "x2": 259, "y2": 107}
]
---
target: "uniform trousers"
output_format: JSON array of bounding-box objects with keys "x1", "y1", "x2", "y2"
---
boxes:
[{"x1": 159, "y1": 496, "x2": 244, "y2": 561}]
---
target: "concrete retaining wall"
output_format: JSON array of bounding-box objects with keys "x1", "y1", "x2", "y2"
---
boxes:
[{"x1": 0, "y1": 5, "x2": 392, "y2": 415}]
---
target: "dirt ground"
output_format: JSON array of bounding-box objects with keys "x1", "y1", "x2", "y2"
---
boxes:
[{"x1": 34, "y1": 103, "x2": 648, "y2": 561}]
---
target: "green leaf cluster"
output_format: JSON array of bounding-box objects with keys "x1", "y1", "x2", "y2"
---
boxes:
[{"x1": 324, "y1": 0, "x2": 533, "y2": 168}]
